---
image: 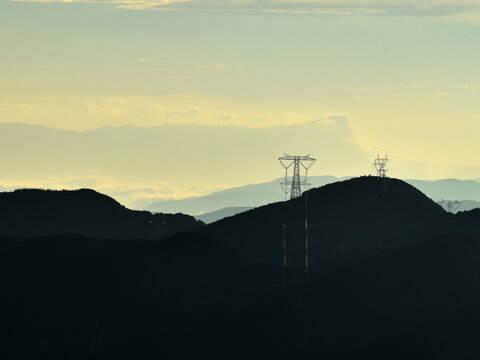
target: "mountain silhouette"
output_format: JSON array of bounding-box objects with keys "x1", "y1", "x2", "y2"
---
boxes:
[
  {"x1": 0, "y1": 189, "x2": 201, "y2": 239},
  {"x1": 201, "y1": 176, "x2": 471, "y2": 264},
  {"x1": 2, "y1": 177, "x2": 480, "y2": 359}
]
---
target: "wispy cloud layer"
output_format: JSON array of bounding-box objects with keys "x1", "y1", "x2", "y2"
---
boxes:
[
  {"x1": 195, "y1": 64, "x2": 227, "y2": 70},
  {"x1": 440, "y1": 12, "x2": 480, "y2": 23},
  {"x1": 136, "y1": 59, "x2": 157, "y2": 63},
  {"x1": 10, "y1": 0, "x2": 480, "y2": 16},
  {"x1": 0, "y1": 175, "x2": 217, "y2": 208},
  {"x1": 453, "y1": 84, "x2": 479, "y2": 91},
  {"x1": 386, "y1": 84, "x2": 426, "y2": 90},
  {"x1": 194, "y1": 64, "x2": 245, "y2": 70}
]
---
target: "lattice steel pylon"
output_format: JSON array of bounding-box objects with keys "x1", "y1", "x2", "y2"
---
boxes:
[
  {"x1": 439, "y1": 199, "x2": 461, "y2": 213},
  {"x1": 278, "y1": 154, "x2": 316, "y2": 200},
  {"x1": 373, "y1": 154, "x2": 389, "y2": 177}
]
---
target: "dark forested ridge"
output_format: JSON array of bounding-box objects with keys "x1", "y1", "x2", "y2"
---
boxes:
[
  {"x1": 0, "y1": 188, "x2": 201, "y2": 239},
  {"x1": 2, "y1": 177, "x2": 480, "y2": 359},
  {"x1": 202, "y1": 176, "x2": 470, "y2": 264}
]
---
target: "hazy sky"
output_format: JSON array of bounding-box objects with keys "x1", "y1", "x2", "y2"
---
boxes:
[{"x1": 1, "y1": 0, "x2": 480, "y2": 193}]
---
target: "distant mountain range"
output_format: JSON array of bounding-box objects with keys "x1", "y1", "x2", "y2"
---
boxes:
[
  {"x1": 194, "y1": 206, "x2": 253, "y2": 224},
  {"x1": 407, "y1": 178, "x2": 480, "y2": 203},
  {"x1": 458, "y1": 200, "x2": 480, "y2": 212},
  {"x1": 148, "y1": 175, "x2": 349, "y2": 214},
  {"x1": 148, "y1": 175, "x2": 480, "y2": 216}
]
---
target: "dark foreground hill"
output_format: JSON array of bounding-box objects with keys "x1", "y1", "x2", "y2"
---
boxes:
[
  {"x1": 0, "y1": 189, "x2": 201, "y2": 239},
  {"x1": 0, "y1": 233, "x2": 296, "y2": 360},
  {"x1": 2, "y1": 232, "x2": 480, "y2": 359},
  {"x1": 202, "y1": 176, "x2": 465, "y2": 264},
  {"x1": 311, "y1": 232, "x2": 480, "y2": 359}
]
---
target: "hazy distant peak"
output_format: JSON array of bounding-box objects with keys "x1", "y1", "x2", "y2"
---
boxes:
[
  {"x1": 325, "y1": 116, "x2": 353, "y2": 138},
  {"x1": 1, "y1": 119, "x2": 354, "y2": 133}
]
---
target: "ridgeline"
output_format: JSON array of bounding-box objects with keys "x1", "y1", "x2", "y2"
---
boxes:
[{"x1": 0, "y1": 188, "x2": 201, "y2": 239}]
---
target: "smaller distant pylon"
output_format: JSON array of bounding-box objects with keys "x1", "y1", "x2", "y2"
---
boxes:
[
  {"x1": 438, "y1": 199, "x2": 461, "y2": 213},
  {"x1": 373, "y1": 154, "x2": 389, "y2": 178}
]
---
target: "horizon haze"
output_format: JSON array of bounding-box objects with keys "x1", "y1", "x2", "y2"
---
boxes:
[{"x1": 2, "y1": 120, "x2": 480, "y2": 208}]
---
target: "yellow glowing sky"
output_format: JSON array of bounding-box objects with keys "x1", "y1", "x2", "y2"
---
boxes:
[{"x1": 1, "y1": 0, "x2": 480, "y2": 203}]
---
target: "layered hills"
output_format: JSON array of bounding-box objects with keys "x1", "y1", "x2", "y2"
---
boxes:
[
  {"x1": 2, "y1": 177, "x2": 480, "y2": 359},
  {"x1": 147, "y1": 175, "x2": 480, "y2": 216},
  {"x1": 147, "y1": 175, "x2": 348, "y2": 214}
]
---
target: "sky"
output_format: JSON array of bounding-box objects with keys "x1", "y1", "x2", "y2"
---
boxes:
[{"x1": 1, "y1": 0, "x2": 480, "y2": 202}]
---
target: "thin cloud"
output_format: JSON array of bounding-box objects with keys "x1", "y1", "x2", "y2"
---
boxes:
[
  {"x1": 136, "y1": 59, "x2": 157, "y2": 63},
  {"x1": 194, "y1": 64, "x2": 246, "y2": 70},
  {"x1": 218, "y1": 112, "x2": 235, "y2": 121},
  {"x1": 0, "y1": 175, "x2": 209, "y2": 206},
  {"x1": 85, "y1": 100, "x2": 123, "y2": 116},
  {"x1": 11, "y1": 0, "x2": 190, "y2": 11},
  {"x1": 195, "y1": 64, "x2": 226, "y2": 70},
  {"x1": 12, "y1": 0, "x2": 480, "y2": 16},
  {"x1": 331, "y1": 87, "x2": 364, "y2": 92},
  {"x1": 437, "y1": 12, "x2": 480, "y2": 24},
  {"x1": 262, "y1": 8, "x2": 385, "y2": 15},
  {"x1": 18, "y1": 103, "x2": 31, "y2": 110},
  {"x1": 386, "y1": 84, "x2": 426, "y2": 90},
  {"x1": 164, "y1": 106, "x2": 209, "y2": 117},
  {"x1": 404, "y1": 84, "x2": 425, "y2": 89},
  {"x1": 454, "y1": 84, "x2": 479, "y2": 91}
]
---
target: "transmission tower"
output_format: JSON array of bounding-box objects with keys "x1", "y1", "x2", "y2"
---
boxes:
[
  {"x1": 438, "y1": 199, "x2": 461, "y2": 213},
  {"x1": 373, "y1": 154, "x2": 389, "y2": 178},
  {"x1": 278, "y1": 154, "x2": 316, "y2": 200}
]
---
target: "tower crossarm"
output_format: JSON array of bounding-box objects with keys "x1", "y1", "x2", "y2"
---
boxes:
[{"x1": 279, "y1": 154, "x2": 316, "y2": 162}]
